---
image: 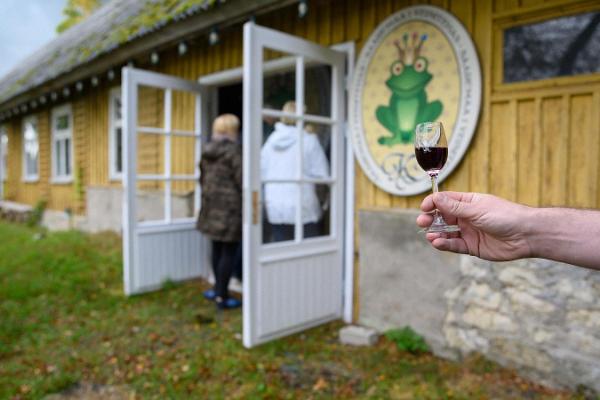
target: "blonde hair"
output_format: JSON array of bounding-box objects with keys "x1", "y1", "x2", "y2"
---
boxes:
[
  {"x1": 212, "y1": 114, "x2": 240, "y2": 140},
  {"x1": 281, "y1": 101, "x2": 307, "y2": 125}
]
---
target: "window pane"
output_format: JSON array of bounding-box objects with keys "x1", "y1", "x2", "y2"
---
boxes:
[
  {"x1": 116, "y1": 127, "x2": 123, "y2": 173},
  {"x1": 55, "y1": 140, "x2": 62, "y2": 176},
  {"x1": 65, "y1": 138, "x2": 71, "y2": 176},
  {"x1": 114, "y1": 95, "x2": 122, "y2": 121},
  {"x1": 56, "y1": 115, "x2": 69, "y2": 130},
  {"x1": 504, "y1": 11, "x2": 600, "y2": 83}
]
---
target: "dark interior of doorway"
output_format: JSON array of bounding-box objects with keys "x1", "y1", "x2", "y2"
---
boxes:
[{"x1": 217, "y1": 82, "x2": 243, "y2": 136}]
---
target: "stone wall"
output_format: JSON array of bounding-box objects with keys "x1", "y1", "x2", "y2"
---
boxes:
[
  {"x1": 445, "y1": 257, "x2": 600, "y2": 390},
  {"x1": 358, "y1": 208, "x2": 600, "y2": 392},
  {"x1": 86, "y1": 186, "x2": 194, "y2": 233}
]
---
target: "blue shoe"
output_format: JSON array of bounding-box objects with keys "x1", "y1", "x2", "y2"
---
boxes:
[
  {"x1": 216, "y1": 297, "x2": 242, "y2": 310},
  {"x1": 203, "y1": 289, "x2": 216, "y2": 300}
]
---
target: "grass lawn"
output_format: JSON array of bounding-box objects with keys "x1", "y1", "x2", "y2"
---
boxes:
[{"x1": 0, "y1": 221, "x2": 581, "y2": 399}]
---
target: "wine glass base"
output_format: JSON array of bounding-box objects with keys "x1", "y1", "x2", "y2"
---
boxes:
[{"x1": 420, "y1": 224, "x2": 461, "y2": 234}]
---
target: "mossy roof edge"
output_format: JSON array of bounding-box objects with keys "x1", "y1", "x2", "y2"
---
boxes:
[{"x1": 0, "y1": 0, "x2": 217, "y2": 105}]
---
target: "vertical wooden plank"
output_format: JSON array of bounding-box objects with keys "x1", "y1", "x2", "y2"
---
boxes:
[
  {"x1": 306, "y1": 0, "x2": 319, "y2": 42},
  {"x1": 376, "y1": 0, "x2": 393, "y2": 25},
  {"x1": 344, "y1": 0, "x2": 361, "y2": 42},
  {"x1": 516, "y1": 99, "x2": 540, "y2": 206},
  {"x1": 469, "y1": 0, "x2": 491, "y2": 193},
  {"x1": 540, "y1": 96, "x2": 568, "y2": 206},
  {"x1": 330, "y1": 0, "x2": 346, "y2": 44},
  {"x1": 568, "y1": 94, "x2": 597, "y2": 208},
  {"x1": 450, "y1": 0, "x2": 473, "y2": 32},
  {"x1": 489, "y1": 101, "x2": 517, "y2": 200},
  {"x1": 317, "y1": 0, "x2": 332, "y2": 45}
]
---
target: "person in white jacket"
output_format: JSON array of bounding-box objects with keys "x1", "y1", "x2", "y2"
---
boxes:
[{"x1": 261, "y1": 101, "x2": 330, "y2": 242}]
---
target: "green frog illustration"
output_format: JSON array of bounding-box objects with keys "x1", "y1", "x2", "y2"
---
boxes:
[{"x1": 376, "y1": 33, "x2": 443, "y2": 146}]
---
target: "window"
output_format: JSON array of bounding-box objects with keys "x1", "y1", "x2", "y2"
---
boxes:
[
  {"x1": 109, "y1": 87, "x2": 123, "y2": 180},
  {"x1": 51, "y1": 104, "x2": 74, "y2": 182},
  {"x1": 0, "y1": 126, "x2": 7, "y2": 182},
  {"x1": 503, "y1": 11, "x2": 600, "y2": 83},
  {"x1": 22, "y1": 116, "x2": 39, "y2": 181}
]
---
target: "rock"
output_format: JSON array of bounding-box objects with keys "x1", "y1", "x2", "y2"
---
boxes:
[
  {"x1": 462, "y1": 305, "x2": 517, "y2": 333},
  {"x1": 498, "y1": 266, "x2": 543, "y2": 289},
  {"x1": 339, "y1": 325, "x2": 378, "y2": 346},
  {"x1": 505, "y1": 288, "x2": 556, "y2": 314}
]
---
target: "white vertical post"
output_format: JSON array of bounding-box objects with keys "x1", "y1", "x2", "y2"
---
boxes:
[
  {"x1": 242, "y1": 21, "x2": 263, "y2": 348},
  {"x1": 122, "y1": 67, "x2": 139, "y2": 295},
  {"x1": 164, "y1": 89, "x2": 172, "y2": 222},
  {"x1": 294, "y1": 56, "x2": 305, "y2": 243}
]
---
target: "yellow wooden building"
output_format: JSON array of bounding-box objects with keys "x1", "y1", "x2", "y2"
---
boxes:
[
  {"x1": 2, "y1": 0, "x2": 598, "y2": 216},
  {"x1": 0, "y1": 0, "x2": 599, "y2": 390}
]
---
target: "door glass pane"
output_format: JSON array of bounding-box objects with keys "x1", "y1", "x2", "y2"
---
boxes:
[
  {"x1": 302, "y1": 122, "x2": 331, "y2": 180},
  {"x1": 261, "y1": 182, "x2": 298, "y2": 244},
  {"x1": 136, "y1": 180, "x2": 165, "y2": 222},
  {"x1": 137, "y1": 132, "x2": 164, "y2": 175},
  {"x1": 171, "y1": 179, "x2": 196, "y2": 220},
  {"x1": 263, "y1": 49, "x2": 296, "y2": 119},
  {"x1": 171, "y1": 89, "x2": 196, "y2": 133},
  {"x1": 303, "y1": 183, "x2": 331, "y2": 239},
  {"x1": 171, "y1": 135, "x2": 196, "y2": 176},
  {"x1": 304, "y1": 60, "x2": 332, "y2": 118},
  {"x1": 137, "y1": 85, "x2": 164, "y2": 129}
]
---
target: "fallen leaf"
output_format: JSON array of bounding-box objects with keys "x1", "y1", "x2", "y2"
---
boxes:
[{"x1": 313, "y1": 377, "x2": 328, "y2": 391}]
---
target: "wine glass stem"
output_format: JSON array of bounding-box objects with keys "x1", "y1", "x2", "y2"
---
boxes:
[
  {"x1": 430, "y1": 173, "x2": 444, "y2": 225},
  {"x1": 430, "y1": 173, "x2": 439, "y2": 194}
]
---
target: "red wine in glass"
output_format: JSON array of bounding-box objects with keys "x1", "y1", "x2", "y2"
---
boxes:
[
  {"x1": 414, "y1": 122, "x2": 460, "y2": 233},
  {"x1": 415, "y1": 147, "x2": 448, "y2": 174}
]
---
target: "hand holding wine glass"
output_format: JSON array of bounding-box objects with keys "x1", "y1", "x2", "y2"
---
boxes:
[{"x1": 414, "y1": 121, "x2": 459, "y2": 233}]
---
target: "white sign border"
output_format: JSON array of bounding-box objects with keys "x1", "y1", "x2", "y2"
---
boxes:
[{"x1": 349, "y1": 5, "x2": 482, "y2": 196}]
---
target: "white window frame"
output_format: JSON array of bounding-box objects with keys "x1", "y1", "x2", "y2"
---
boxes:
[
  {"x1": 22, "y1": 115, "x2": 39, "y2": 182},
  {"x1": 0, "y1": 125, "x2": 7, "y2": 183},
  {"x1": 51, "y1": 104, "x2": 74, "y2": 183},
  {"x1": 108, "y1": 86, "x2": 123, "y2": 181}
]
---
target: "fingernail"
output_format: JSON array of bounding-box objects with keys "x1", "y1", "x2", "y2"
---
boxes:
[{"x1": 435, "y1": 193, "x2": 447, "y2": 203}]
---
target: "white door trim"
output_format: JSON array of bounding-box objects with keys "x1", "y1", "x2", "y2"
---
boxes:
[{"x1": 198, "y1": 41, "x2": 356, "y2": 324}]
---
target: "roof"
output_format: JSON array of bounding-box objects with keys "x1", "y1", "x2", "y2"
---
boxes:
[{"x1": 0, "y1": 0, "x2": 217, "y2": 106}]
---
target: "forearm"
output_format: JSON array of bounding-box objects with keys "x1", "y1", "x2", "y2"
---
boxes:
[{"x1": 528, "y1": 207, "x2": 600, "y2": 270}]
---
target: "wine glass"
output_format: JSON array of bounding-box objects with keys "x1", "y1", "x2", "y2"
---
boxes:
[{"x1": 414, "y1": 122, "x2": 460, "y2": 233}]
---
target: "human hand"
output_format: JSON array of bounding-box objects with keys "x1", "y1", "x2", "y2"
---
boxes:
[{"x1": 416, "y1": 192, "x2": 534, "y2": 261}]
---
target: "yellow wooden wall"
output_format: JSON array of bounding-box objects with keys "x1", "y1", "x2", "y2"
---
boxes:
[{"x1": 2, "y1": 0, "x2": 599, "y2": 215}]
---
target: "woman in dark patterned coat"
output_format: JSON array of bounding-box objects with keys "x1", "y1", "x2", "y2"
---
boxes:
[{"x1": 196, "y1": 114, "x2": 242, "y2": 309}]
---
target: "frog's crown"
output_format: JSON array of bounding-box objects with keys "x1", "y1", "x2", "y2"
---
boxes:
[{"x1": 394, "y1": 32, "x2": 428, "y2": 66}]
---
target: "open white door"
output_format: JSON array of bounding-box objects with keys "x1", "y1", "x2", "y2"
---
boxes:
[
  {"x1": 243, "y1": 23, "x2": 346, "y2": 347},
  {"x1": 122, "y1": 67, "x2": 209, "y2": 295}
]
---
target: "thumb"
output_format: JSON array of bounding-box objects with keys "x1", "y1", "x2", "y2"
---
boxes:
[{"x1": 433, "y1": 193, "x2": 474, "y2": 219}]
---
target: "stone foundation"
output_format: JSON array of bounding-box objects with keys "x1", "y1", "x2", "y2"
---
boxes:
[{"x1": 359, "y1": 208, "x2": 600, "y2": 392}]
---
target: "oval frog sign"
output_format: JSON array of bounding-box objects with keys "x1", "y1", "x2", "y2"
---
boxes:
[{"x1": 350, "y1": 5, "x2": 482, "y2": 196}]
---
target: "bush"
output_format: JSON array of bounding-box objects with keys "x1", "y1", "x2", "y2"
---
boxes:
[
  {"x1": 26, "y1": 200, "x2": 47, "y2": 227},
  {"x1": 385, "y1": 327, "x2": 429, "y2": 354}
]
